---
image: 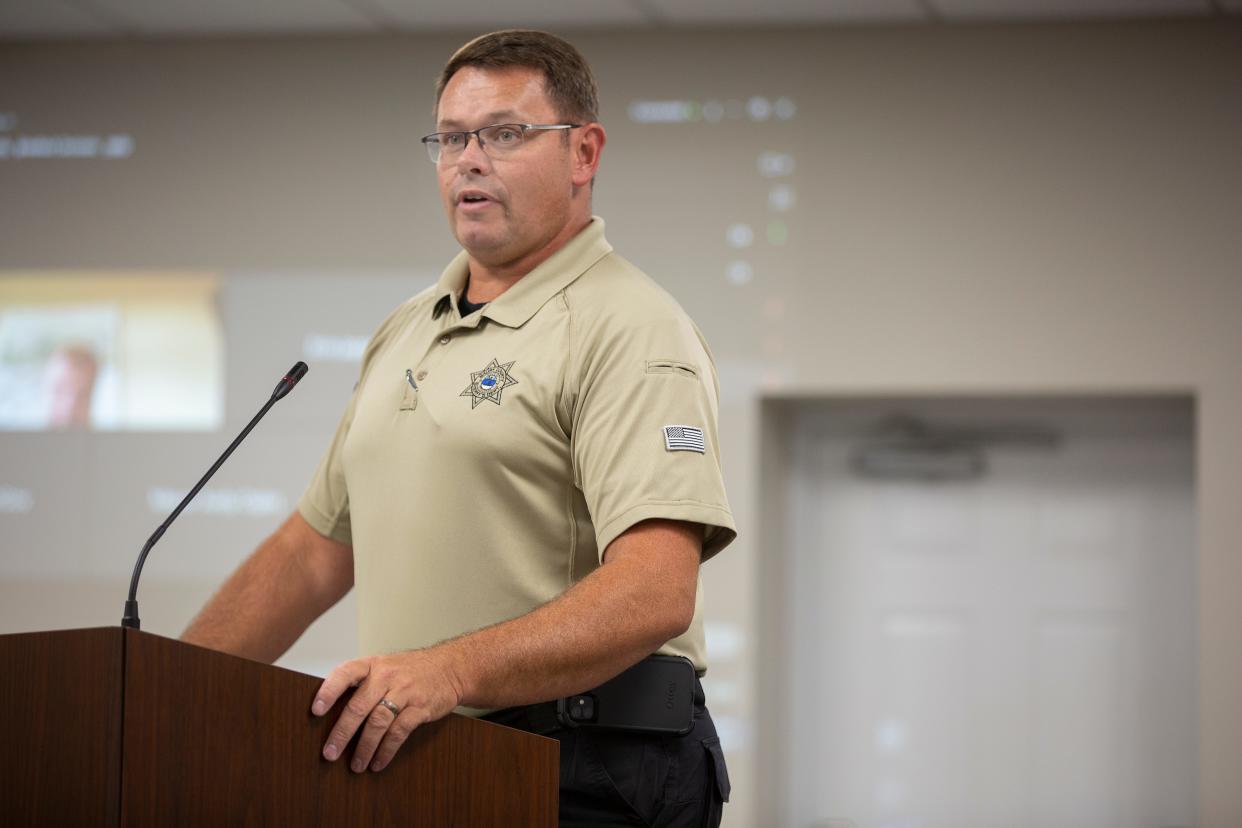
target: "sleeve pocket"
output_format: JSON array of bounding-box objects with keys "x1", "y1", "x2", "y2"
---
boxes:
[{"x1": 646, "y1": 359, "x2": 698, "y2": 379}]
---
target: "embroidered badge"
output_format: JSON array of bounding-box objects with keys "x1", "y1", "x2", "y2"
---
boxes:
[
  {"x1": 664, "y1": 424, "x2": 706, "y2": 453},
  {"x1": 460, "y1": 358, "x2": 518, "y2": 408}
]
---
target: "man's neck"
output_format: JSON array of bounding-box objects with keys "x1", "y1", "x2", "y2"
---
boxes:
[
  {"x1": 461, "y1": 266, "x2": 524, "y2": 305},
  {"x1": 463, "y1": 215, "x2": 592, "y2": 304}
]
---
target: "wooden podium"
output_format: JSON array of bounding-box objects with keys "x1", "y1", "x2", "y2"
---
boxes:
[{"x1": 0, "y1": 627, "x2": 558, "y2": 826}]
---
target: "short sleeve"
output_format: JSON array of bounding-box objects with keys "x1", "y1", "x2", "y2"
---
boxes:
[
  {"x1": 297, "y1": 390, "x2": 357, "y2": 546},
  {"x1": 570, "y1": 308, "x2": 736, "y2": 561}
]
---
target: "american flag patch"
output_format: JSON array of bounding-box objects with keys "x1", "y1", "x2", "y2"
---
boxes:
[{"x1": 663, "y1": 424, "x2": 706, "y2": 454}]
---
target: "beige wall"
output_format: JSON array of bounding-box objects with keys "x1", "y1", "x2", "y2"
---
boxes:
[{"x1": 2, "y1": 20, "x2": 1240, "y2": 825}]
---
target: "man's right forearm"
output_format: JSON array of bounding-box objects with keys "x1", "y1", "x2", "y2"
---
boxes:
[{"x1": 182, "y1": 511, "x2": 354, "y2": 663}]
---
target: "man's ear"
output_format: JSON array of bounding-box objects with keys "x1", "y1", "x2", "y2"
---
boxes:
[{"x1": 571, "y1": 123, "x2": 606, "y2": 188}]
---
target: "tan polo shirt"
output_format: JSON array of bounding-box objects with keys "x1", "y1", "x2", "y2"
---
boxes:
[{"x1": 298, "y1": 217, "x2": 735, "y2": 694}]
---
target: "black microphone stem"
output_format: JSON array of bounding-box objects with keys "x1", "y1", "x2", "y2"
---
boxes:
[{"x1": 121, "y1": 362, "x2": 307, "y2": 630}]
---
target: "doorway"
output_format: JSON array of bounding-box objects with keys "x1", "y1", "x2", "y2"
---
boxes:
[{"x1": 758, "y1": 396, "x2": 1196, "y2": 828}]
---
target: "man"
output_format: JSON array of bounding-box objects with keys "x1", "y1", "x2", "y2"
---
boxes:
[{"x1": 183, "y1": 30, "x2": 734, "y2": 826}]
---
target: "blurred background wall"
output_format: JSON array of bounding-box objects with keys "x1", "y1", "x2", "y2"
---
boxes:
[{"x1": 2, "y1": 7, "x2": 1240, "y2": 826}]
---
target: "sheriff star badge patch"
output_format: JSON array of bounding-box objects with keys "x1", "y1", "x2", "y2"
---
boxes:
[{"x1": 460, "y1": 358, "x2": 518, "y2": 408}]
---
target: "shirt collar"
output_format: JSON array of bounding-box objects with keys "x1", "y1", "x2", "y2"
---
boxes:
[{"x1": 432, "y1": 216, "x2": 613, "y2": 328}]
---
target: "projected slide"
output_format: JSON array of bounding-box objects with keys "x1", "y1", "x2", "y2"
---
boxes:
[{"x1": 0, "y1": 274, "x2": 224, "y2": 431}]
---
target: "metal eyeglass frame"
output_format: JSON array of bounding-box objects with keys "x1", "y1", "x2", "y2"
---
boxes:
[{"x1": 420, "y1": 123, "x2": 580, "y2": 164}]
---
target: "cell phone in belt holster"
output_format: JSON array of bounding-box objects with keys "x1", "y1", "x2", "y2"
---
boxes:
[{"x1": 555, "y1": 654, "x2": 696, "y2": 735}]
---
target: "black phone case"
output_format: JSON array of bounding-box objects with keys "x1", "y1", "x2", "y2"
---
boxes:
[{"x1": 556, "y1": 654, "x2": 696, "y2": 735}]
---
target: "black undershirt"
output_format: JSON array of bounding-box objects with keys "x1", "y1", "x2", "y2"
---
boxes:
[{"x1": 458, "y1": 294, "x2": 488, "y2": 318}]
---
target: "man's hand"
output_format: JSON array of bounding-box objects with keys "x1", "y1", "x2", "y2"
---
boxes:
[{"x1": 312, "y1": 649, "x2": 465, "y2": 773}]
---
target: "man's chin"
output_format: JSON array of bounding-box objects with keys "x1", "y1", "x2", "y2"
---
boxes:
[{"x1": 453, "y1": 224, "x2": 509, "y2": 257}]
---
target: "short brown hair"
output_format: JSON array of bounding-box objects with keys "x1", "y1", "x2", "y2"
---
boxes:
[{"x1": 435, "y1": 30, "x2": 599, "y2": 124}]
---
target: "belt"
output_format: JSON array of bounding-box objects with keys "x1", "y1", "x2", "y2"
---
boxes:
[
  {"x1": 483, "y1": 699, "x2": 564, "y2": 736},
  {"x1": 482, "y1": 674, "x2": 706, "y2": 737}
]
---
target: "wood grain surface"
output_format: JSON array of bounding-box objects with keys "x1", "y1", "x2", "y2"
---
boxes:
[
  {"x1": 0, "y1": 628, "x2": 557, "y2": 825},
  {"x1": 0, "y1": 627, "x2": 124, "y2": 826},
  {"x1": 120, "y1": 628, "x2": 558, "y2": 826}
]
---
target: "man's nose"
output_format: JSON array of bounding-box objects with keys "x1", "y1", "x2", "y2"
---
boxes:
[{"x1": 456, "y1": 132, "x2": 491, "y2": 173}]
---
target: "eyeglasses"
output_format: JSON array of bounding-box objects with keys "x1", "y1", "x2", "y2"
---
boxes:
[{"x1": 420, "y1": 123, "x2": 580, "y2": 164}]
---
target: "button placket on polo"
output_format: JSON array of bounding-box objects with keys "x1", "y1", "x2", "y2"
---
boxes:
[{"x1": 409, "y1": 318, "x2": 460, "y2": 392}]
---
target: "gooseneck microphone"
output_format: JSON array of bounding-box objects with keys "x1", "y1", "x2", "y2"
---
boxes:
[{"x1": 121, "y1": 361, "x2": 308, "y2": 630}]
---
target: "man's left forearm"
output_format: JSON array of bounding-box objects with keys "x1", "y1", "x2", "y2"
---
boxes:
[
  {"x1": 440, "y1": 518, "x2": 701, "y2": 709},
  {"x1": 312, "y1": 518, "x2": 701, "y2": 773}
]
